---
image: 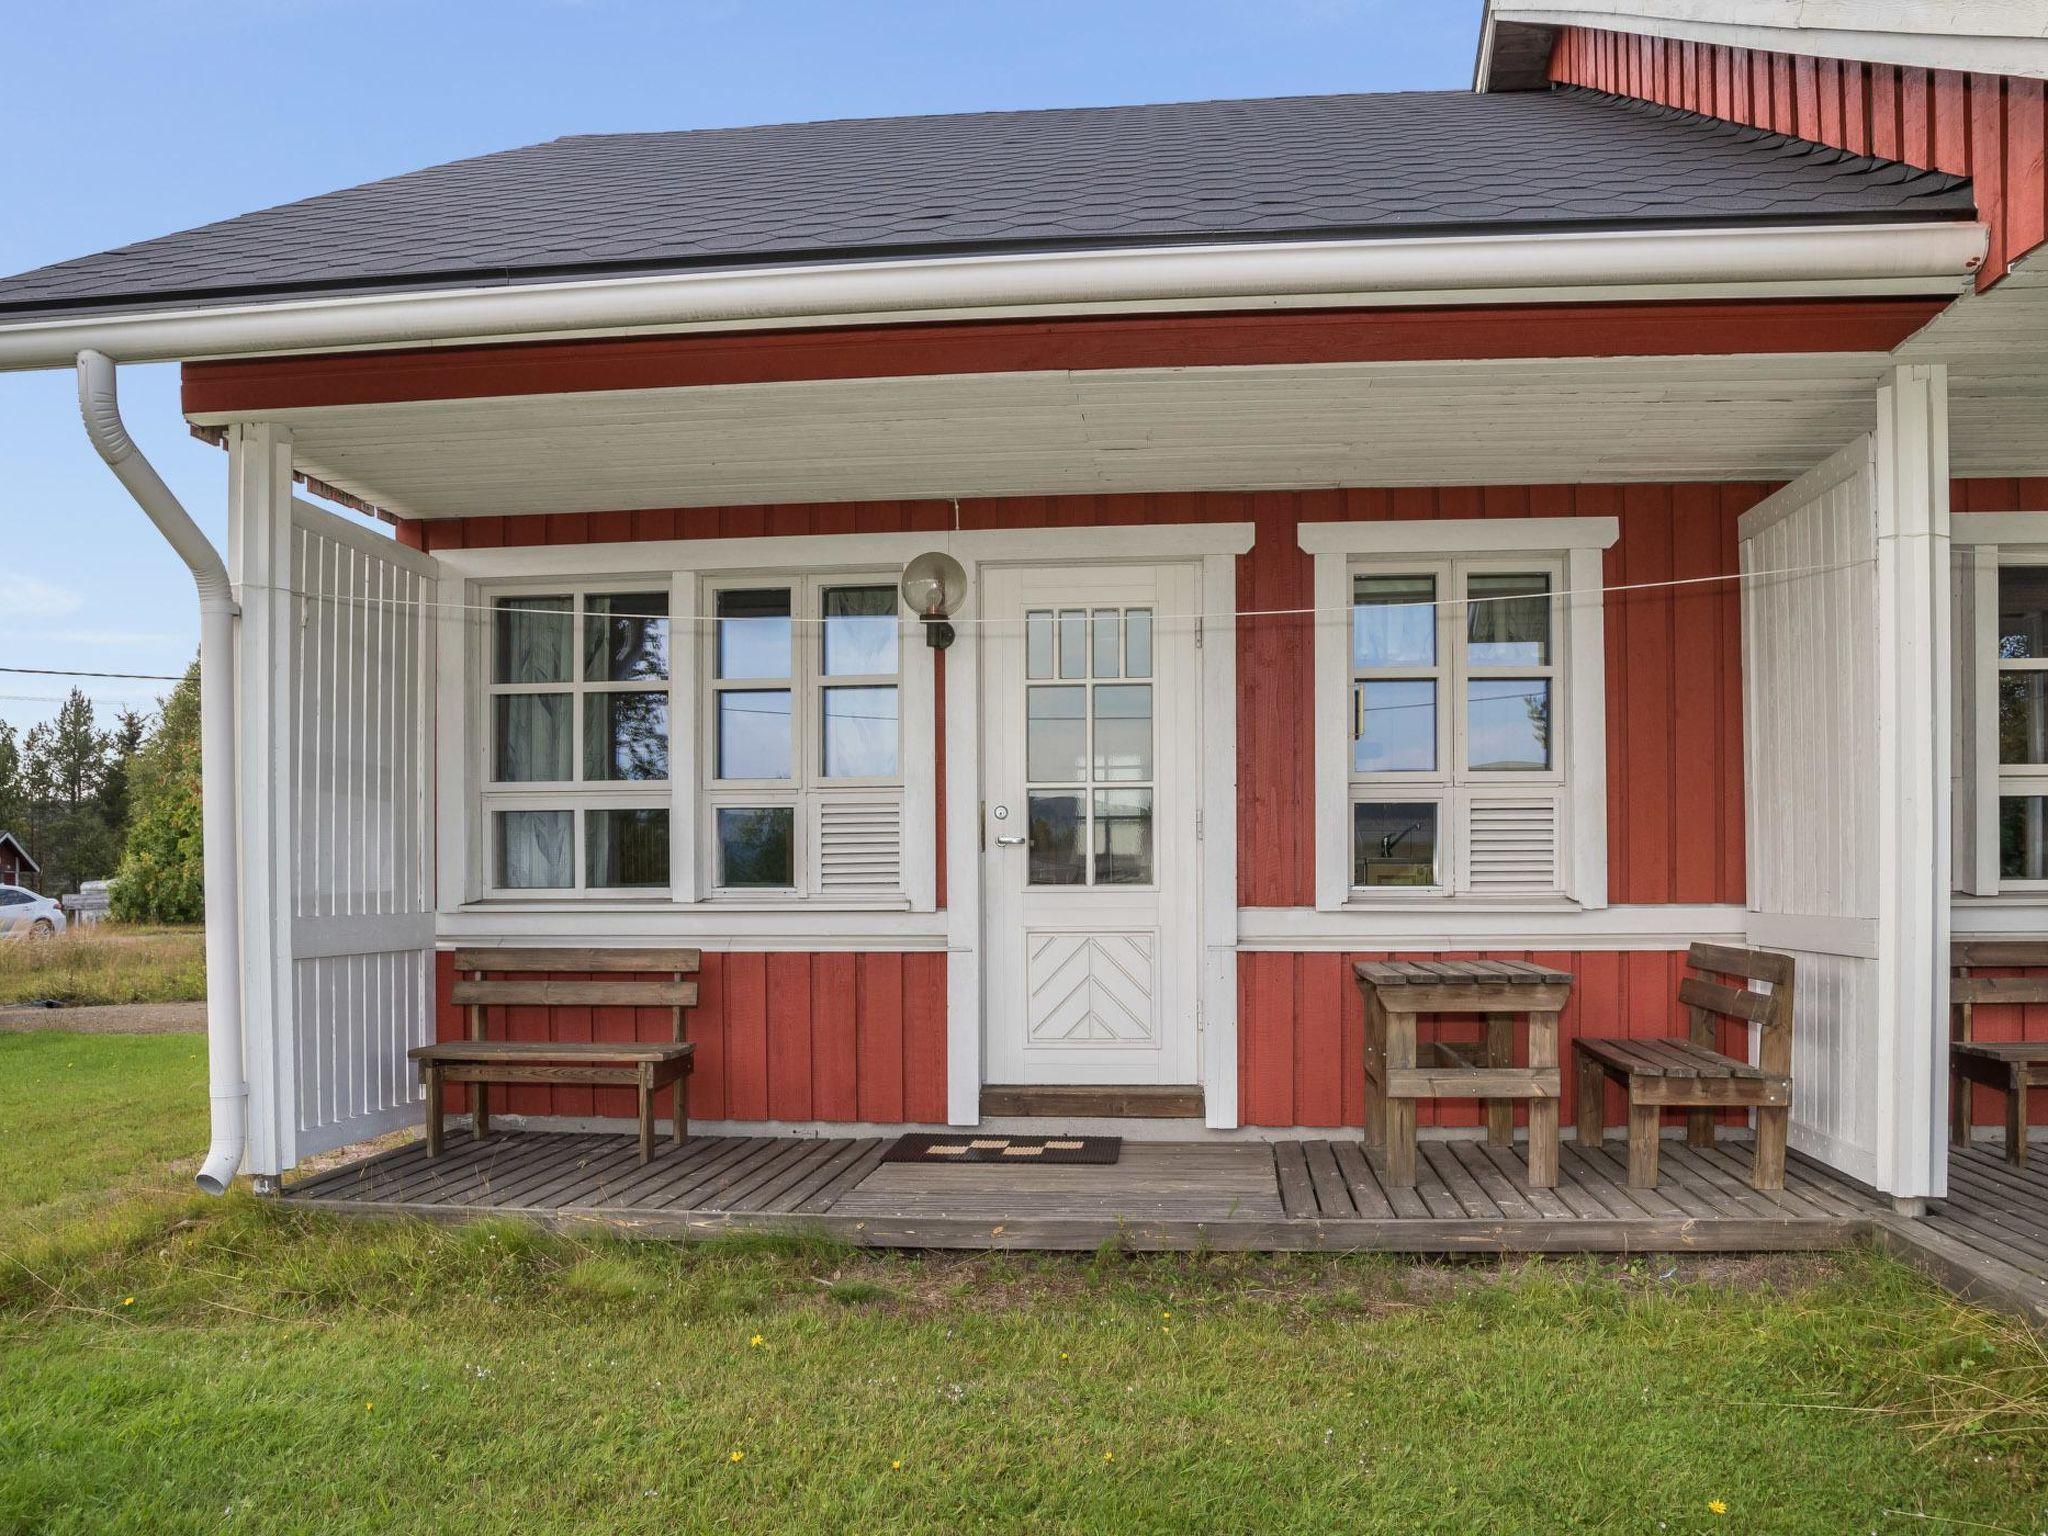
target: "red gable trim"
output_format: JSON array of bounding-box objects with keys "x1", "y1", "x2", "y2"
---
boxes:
[
  {"x1": 1549, "y1": 25, "x2": 2047, "y2": 290},
  {"x1": 182, "y1": 298, "x2": 1945, "y2": 416}
]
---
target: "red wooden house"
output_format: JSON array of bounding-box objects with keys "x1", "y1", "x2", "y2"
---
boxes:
[
  {"x1": 4, "y1": 0, "x2": 2047, "y2": 1231},
  {"x1": 0, "y1": 832, "x2": 38, "y2": 891}
]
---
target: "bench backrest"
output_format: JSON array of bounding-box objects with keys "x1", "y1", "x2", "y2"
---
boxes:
[
  {"x1": 1682, "y1": 942, "x2": 1795, "y2": 1078},
  {"x1": 450, "y1": 948, "x2": 701, "y2": 1045},
  {"x1": 1951, "y1": 941, "x2": 2048, "y2": 1042}
]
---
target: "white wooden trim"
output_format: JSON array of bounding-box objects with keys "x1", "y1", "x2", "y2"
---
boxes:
[
  {"x1": 1951, "y1": 512, "x2": 2048, "y2": 546},
  {"x1": 1953, "y1": 547, "x2": 1998, "y2": 896},
  {"x1": 1237, "y1": 901, "x2": 1746, "y2": 950},
  {"x1": 434, "y1": 574, "x2": 471, "y2": 910},
  {"x1": 670, "y1": 579, "x2": 703, "y2": 904},
  {"x1": 289, "y1": 496, "x2": 436, "y2": 578},
  {"x1": 1744, "y1": 911, "x2": 1879, "y2": 961},
  {"x1": 1565, "y1": 544, "x2": 1610, "y2": 910},
  {"x1": 1312, "y1": 546, "x2": 1352, "y2": 913},
  {"x1": 436, "y1": 910, "x2": 948, "y2": 949},
  {"x1": 943, "y1": 595, "x2": 982, "y2": 1126},
  {"x1": 1200, "y1": 550, "x2": 1241, "y2": 1129},
  {"x1": 1297, "y1": 516, "x2": 1620, "y2": 557},
  {"x1": 1954, "y1": 897, "x2": 2048, "y2": 935}
]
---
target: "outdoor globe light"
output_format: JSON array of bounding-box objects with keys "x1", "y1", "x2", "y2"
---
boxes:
[{"x1": 900, "y1": 550, "x2": 967, "y2": 650}]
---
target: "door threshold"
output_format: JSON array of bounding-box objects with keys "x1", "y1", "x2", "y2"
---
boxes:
[{"x1": 981, "y1": 1085, "x2": 1205, "y2": 1119}]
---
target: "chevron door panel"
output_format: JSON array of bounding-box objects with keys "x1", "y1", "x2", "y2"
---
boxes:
[{"x1": 1026, "y1": 932, "x2": 1157, "y2": 1044}]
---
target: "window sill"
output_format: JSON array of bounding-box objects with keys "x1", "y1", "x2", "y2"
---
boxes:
[
  {"x1": 458, "y1": 894, "x2": 915, "y2": 914},
  {"x1": 1339, "y1": 894, "x2": 1579, "y2": 912}
]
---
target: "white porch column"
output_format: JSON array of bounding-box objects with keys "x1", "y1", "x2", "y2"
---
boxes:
[
  {"x1": 1873, "y1": 364, "x2": 1951, "y2": 1207},
  {"x1": 227, "y1": 423, "x2": 296, "y2": 1180}
]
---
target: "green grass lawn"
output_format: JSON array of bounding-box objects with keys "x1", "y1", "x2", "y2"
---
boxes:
[
  {"x1": 0, "y1": 925, "x2": 205, "y2": 1006},
  {"x1": 3, "y1": 1031, "x2": 2046, "y2": 1534}
]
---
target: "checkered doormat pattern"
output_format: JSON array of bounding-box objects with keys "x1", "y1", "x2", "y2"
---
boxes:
[{"x1": 880, "y1": 1134, "x2": 1123, "y2": 1166}]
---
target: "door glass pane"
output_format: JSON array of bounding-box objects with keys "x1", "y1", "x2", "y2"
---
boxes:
[
  {"x1": 494, "y1": 596, "x2": 571, "y2": 683},
  {"x1": 2000, "y1": 672, "x2": 2048, "y2": 764},
  {"x1": 823, "y1": 586, "x2": 898, "y2": 676},
  {"x1": 1352, "y1": 575, "x2": 1435, "y2": 667},
  {"x1": 583, "y1": 592, "x2": 669, "y2": 682},
  {"x1": 496, "y1": 810, "x2": 572, "y2": 889},
  {"x1": 717, "y1": 690, "x2": 791, "y2": 779},
  {"x1": 1467, "y1": 573, "x2": 1551, "y2": 666},
  {"x1": 1027, "y1": 792, "x2": 1085, "y2": 885},
  {"x1": 1026, "y1": 611, "x2": 1055, "y2": 679},
  {"x1": 717, "y1": 807, "x2": 794, "y2": 888},
  {"x1": 1092, "y1": 610, "x2": 1121, "y2": 679},
  {"x1": 823, "y1": 686, "x2": 899, "y2": 778},
  {"x1": 2001, "y1": 795, "x2": 2048, "y2": 881},
  {"x1": 1026, "y1": 687, "x2": 1087, "y2": 782},
  {"x1": 2000, "y1": 567, "x2": 2048, "y2": 660},
  {"x1": 583, "y1": 693, "x2": 669, "y2": 781},
  {"x1": 1058, "y1": 610, "x2": 1087, "y2": 679},
  {"x1": 1093, "y1": 789, "x2": 1153, "y2": 884},
  {"x1": 1092, "y1": 684, "x2": 1152, "y2": 782},
  {"x1": 493, "y1": 694, "x2": 570, "y2": 782},
  {"x1": 1353, "y1": 680, "x2": 1434, "y2": 773},
  {"x1": 1353, "y1": 802, "x2": 1439, "y2": 888},
  {"x1": 1125, "y1": 609, "x2": 1153, "y2": 678},
  {"x1": 585, "y1": 808, "x2": 669, "y2": 889},
  {"x1": 716, "y1": 588, "x2": 792, "y2": 679},
  {"x1": 1467, "y1": 678, "x2": 1551, "y2": 771}
]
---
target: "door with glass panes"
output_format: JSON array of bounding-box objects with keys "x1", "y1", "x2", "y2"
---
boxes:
[{"x1": 981, "y1": 563, "x2": 1201, "y2": 1087}]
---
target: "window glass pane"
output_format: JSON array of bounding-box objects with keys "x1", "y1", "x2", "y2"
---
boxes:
[
  {"x1": 716, "y1": 588, "x2": 792, "y2": 679},
  {"x1": 1125, "y1": 609, "x2": 1153, "y2": 678},
  {"x1": 1353, "y1": 802, "x2": 1439, "y2": 888},
  {"x1": 1467, "y1": 678, "x2": 1551, "y2": 771},
  {"x1": 717, "y1": 807, "x2": 794, "y2": 888},
  {"x1": 494, "y1": 596, "x2": 571, "y2": 684},
  {"x1": 717, "y1": 690, "x2": 791, "y2": 779},
  {"x1": 1026, "y1": 611, "x2": 1055, "y2": 679},
  {"x1": 1467, "y1": 573, "x2": 1551, "y2": 667},
  {"x1": 1093, "y1": 788, "x2": 1153, "y2": 884},
  {"x1": 1093, "y1": 684, "x2": 1152, "y2": 782},
  {"x1": 2001, "y1": 672, "x2": 2048, "y2": 765},
  {"x1": 493, "y1": 694, "x2": 571, "y2": 782},
  {"x1": 585, "y1": 808, "x2": 669, "y2": 889},
  {"x1": 1026, "y1": 686, "x2": 1087, "y2": 782},
  {"x1": 583, "y1": 692, "x2": 669, "y2": 781},
  {"x1": 1027, "y1": 792, "x2": 1085, "y2": 885},
  {"x1": 583, "y1": 592, "x2": 669, "y2": 682},
  {"x1": 2000, "y1": 567, "x2": 2048, "y2": 660},
  {"x1": 496, "y1": 810, "x2": 571, "y2": 889},
  {"x1": 1352, "y1": 575, "x2": 1435, "y2": 668},
  {"x1": 2001, "y1": 796, "x2": 2048, "y2": 881},
  {"x1": 1058, "y1": 610, "x2": 1087, "y2": 679},
  {"x1": 823, "y1": 686, "x2": 899, "y2": 778},
  {"x1": 823, "y1": 586, "x2": 898, "y2": 676},
  {"x1": 1353, "y1": 680, "x2": 1435, "y2": 773},
  {"x1": 1092, "y1": 611, "x2": 1121, "y2": 679}
]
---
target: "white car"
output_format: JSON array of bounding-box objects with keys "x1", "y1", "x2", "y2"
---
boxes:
[{"x1": 0, "y1": 884, "x2": 66, "y2": 939}]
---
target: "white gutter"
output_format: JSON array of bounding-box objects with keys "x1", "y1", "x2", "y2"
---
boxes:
[
  {"x1": 76, "y1": 350, "x2": 246, "y2": 1196},
  {"x1": 0, "y1": 223, "x2": 1986, "y2": 372}
]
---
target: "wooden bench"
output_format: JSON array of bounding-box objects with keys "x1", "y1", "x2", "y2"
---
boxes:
[
  {"x1": 1952, "y1": 941, "x2": 2048, "y2": 1166},
  {"x1": 408, "y1": 948, "x2": 699, "y2": 1165},
  {"x1": 1573, "y1": 942, "x2": 1794, "y2": 1190}
]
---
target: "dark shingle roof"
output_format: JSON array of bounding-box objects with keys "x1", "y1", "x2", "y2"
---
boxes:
[{"x1": 0, "y1": 87, "x2": 1975, "y2": 318}]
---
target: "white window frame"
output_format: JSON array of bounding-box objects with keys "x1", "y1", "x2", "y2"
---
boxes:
[
  {"x1": 479, "y1": 580, "x2": 676, "y2": 899},
  {"x1": 1952, "y1": 518, "x2": 2048, "y2": 898},
  {"x1": 701, "y1": 571, "x2": 909, "y2": 902},
  {"x1": 1302, "y1": 517, "x2": 1616, "y2": 913}
]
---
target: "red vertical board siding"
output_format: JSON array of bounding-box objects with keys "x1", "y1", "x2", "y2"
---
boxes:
[
  {"x1": 856, "y1": 952, "x2": 906, "y2": 1123},
  {"x1": 1548, "y1": 25, "x2": 2032, "y2": 287}
]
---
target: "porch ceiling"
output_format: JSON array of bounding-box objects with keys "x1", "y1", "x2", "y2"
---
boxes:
[{"x1": 193, "y1": 351, "x2": 2048, "y2": 519}]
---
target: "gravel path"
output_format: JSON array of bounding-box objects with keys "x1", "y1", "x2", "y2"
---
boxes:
[{"x1": 0, "y1": 1001, "x2": 206, "y2": 1034}]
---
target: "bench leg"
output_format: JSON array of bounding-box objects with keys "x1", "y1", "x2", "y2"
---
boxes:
[
  {"x1": 1951, "y1": 1061, "x2": 1972, "y2": 1149},
  {"x1": 1526, "y1": 1010, "x2": 1559, "y2": 1189},
  {"x1": 424, "y1": 1065, "x2": 445, "y2": 1158},
  {"x1": 638, "y1": 1064, "x2": 656, "y2": 1165},
  {"x1": 1686, "y1": 1107, "x2": 1714, "y2": 1150},
  {"x1": 1485, "y1": 1016, "x2": 1513, "y2": 1148},
  {"x1": 1627, "y1": 1101, "x2": 1661, "y2": 1188},
  {"x1": 1385, "y1": 1097, "x2": 1417, "y2": 1187},
  {"x1": 473, "y1": 1078, "x2": 490, "y2": 1143},
  {"x1": 1575, "y1": 1049, "x2": 1605, "y2": 1150},
  {"x1": 672, "y1": 1074, "x2": 688, "y2": 1146},
  {"x1": 1752, "y1": 1104, "x2": 1787, "y2": 1191},
  {"x1": 1361, "y1": 990, "x2": 1386, "y2": 1152},
  {"x1": 2008, "y1": 1067, "x2": 2029, "y2": 1167}
]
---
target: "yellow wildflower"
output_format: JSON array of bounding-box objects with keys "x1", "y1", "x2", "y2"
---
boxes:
[
  {"x1": 121, "y1": 1297, "x2": 135, "y2": 1307},
  {"x1": 1708, "y1": 1500, "x2": 1727, "y2": 1516},
  {"x1": 729, "y1": 1450, "x2": 744, "y2": 1464},
  {"x1": 749, "y1": 1334, "x2": 764, "y2": 1348},
  {"x1": 364, "y1": 1402, "x2": 373, "y2": 1413},
  {"x1": 892, "y1": 1460, "x2": 903, "y2": 1471},
  {"x1": 1103, "y1": 1451, "x2": 1114, "y2": 1464}
]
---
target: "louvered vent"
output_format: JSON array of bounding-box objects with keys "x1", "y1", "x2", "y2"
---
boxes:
[
  {"x1": 816, "y1": 798, "x2": 902, "y2": 891},
  {"x1": 1465, "y1": 798, "x2": 1559, "y2": 893}
]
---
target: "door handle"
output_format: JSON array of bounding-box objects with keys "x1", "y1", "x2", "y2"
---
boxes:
[{"x1": 994, "y1": 835, "x2": 1027, "y2": 846}]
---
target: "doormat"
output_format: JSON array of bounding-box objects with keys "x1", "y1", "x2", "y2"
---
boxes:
[{"x1": 881, "y1": 1133, "x2": 1122, "y2": 1166}]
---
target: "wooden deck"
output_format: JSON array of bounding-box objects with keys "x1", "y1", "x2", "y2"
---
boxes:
[
  {"x1": 1866, "y1": 1141, "x2": 2048, "y2": 1325},
  {"x1": 280, "y1": 1129, "x2": 1881, "y2": 1254}
]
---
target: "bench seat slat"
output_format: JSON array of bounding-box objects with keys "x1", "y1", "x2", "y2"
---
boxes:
[
  {"x1": 412, "y1": 1040, "x2": 696, "y2": 1065},
  {"x1": 1578, "y1": 1037, "x2": 1766, "y2": 1080},
  {"x1": 453, "y1": 979, "x2": 699, "y2": 1008}
]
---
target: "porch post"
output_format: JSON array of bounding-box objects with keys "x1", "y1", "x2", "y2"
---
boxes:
[
  {"x1": 227, "y1": 423, "x2": 297, "y2": 1180},
  {"x1": 1873, "y1": 363, "x2": 1951, "y2": 1209}
]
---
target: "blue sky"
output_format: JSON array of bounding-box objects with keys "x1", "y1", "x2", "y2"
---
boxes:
[{"x1": 0, "y1": 0, "x2": 1481, "y2": 734}]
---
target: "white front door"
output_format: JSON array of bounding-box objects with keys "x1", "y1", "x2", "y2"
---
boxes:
[{"x1": 981, "y1": 562, "x2": 1202, "y2": 1087}]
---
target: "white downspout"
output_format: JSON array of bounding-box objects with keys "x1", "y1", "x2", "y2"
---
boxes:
[{"x1": 76, "y1": 349, "x2": 247, "y2": 1195}]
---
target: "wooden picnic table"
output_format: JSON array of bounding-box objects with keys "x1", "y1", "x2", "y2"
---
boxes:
[{"x1": 1355, "y1": 959, "x2": 1573, "y2": 1188}]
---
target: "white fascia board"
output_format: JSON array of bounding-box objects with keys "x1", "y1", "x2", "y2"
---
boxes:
[
  {"x1": 0, "y1": 223, "x2": 1985, "y2": 374},
  {"x1": 1238, "y1": 902, "x2": 1746, "y2": 950},
  {"x1": 1951, "y1": 512, "x2": 2048, "y2": 546},
  {"x1": 1491, "y1": 4, "x2": 2048, "y2": 81},
  {"x1": 1298, "y1": 515, "x2": 1620, "y2": 556}
]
